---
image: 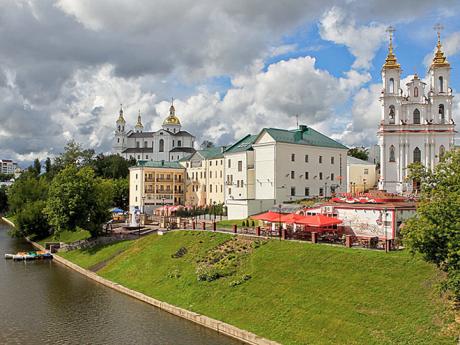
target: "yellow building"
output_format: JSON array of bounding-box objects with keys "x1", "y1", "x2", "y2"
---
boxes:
[
  {"x1": 180, "y1": 147, "x2": 225, "y2": 206},
  {"x1": 129, "y1": 161, "x2": 185, "y2": 214},
  {"x1": 346, "y1": 156, "x2": 377, "y2": 193}
]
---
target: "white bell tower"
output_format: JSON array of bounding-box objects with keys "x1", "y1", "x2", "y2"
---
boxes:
[{"x1": 113, "y1": 104, "x2": 127, "y2": 155}]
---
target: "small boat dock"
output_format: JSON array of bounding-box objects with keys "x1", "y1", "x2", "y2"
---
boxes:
[{"x1": 5, "y1": 250, "x2": 53, "y2": 261}]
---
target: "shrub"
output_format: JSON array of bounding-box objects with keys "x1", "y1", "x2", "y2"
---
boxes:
[{"x1": 171, "y1": 247, "x2": 188, "y2": 258}]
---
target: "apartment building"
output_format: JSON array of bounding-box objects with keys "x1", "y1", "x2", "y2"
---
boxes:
[
  {"x1": 347, "y1": 156, "x2": 377, "y2": 193},
  {"x1": 0, "y1": 159, "x2": 17, "y2": 175}
]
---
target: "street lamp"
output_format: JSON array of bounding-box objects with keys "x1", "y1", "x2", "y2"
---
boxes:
[
  {"x1": 213, "y1": 201, "x2": 216, "y2": 222},
  {"x1": 383, "y1": 207, "x2": 388, "y2": 253},
  {"x1": 278, "y1": 203, "x2": 282, "y2": 238},
  {"x1": 324, "y1": 182, "x2": 328, "y2": 198}
]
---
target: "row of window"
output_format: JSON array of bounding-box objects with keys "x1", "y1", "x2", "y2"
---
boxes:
[
  {"x1": 189, "y1": 170, "x2": 224, "y2": 180},
  {"x1": 290, "y1": 186, "x2": 335, "y2": 197},
  {"x1": 388, "y1": 76, "x2": 445, "y2": 94},
  {"x1": 191, "y1": 184, "x2": 223, "y2": 193},
  {"x1": 290, "y1": 171, "x2": 335, "y2": 181},
  {"x1": 291, "y1": 154, "x2": 335, "y2": 164},
  {"x1": 388, "y1": 105, "x2": 446, "y2": 124},
  {"x1": 388, "y1": 145, "x2": 445, "y2": 162}
]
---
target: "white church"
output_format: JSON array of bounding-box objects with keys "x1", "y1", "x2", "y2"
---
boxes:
[
  {"x1": 113, "y1": 103, "x2": 196, "y2": 162},
  {"x1": 378, "y1": 27, "x2": 456, "y2": 193}
]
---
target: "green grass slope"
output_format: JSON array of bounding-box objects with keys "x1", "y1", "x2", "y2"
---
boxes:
[{"x1": 90, "y1": 231, "x2": 458, "y2": 345}]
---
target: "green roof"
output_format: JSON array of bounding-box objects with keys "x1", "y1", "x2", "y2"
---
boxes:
[
  {"x1": 198, "y1": 146, "x2": 225, "y2": 159},
  {"x1": 224, "y1": 134, "x2": 258, "y2": 154},
  {"x1": 261, "y1": 127, "x2": 348, "y2": 150},
  {"x1": 135, "y1": 160, "x2": 184, "y2": 169}
]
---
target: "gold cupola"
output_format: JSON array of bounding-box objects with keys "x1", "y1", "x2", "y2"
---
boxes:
[
  {"x1": 117, "y1": 104, "x2": 126, "y2": 124},
  {"x1": 431, "y1": 24, "x2": 450, "y2": 68},
  {"x1": 163, "y1": 102, "x2": 181, "y2": 126},
  {"x1": 135, "y1": 110, "x2": 144, "y2": 132},
  {"x1": 383, "y1": 26, "x2": 400, "y2": 70}
]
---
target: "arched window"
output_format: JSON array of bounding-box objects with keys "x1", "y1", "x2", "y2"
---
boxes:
[
  {"x1": 439, "y1": 76, "x2": 444, "y2": 92},
  {"x1": 389, "y1": 105, "x2": 395, "y2": 124},
  {"x1": 389, "y1": 145, "x2": 396, "y2": 162},
  {"x1": 439, "y1": 145, "x2": 445, "y2": 159},
  {"x1": 389, "y1": 78, "x2": 395, "y2": 93},
  {"x1": 413, "y1": 109, "x2": 420, "y2": 124},
  {"x1": 414, "y1": 87, "x2": 418, "y2": 97},
  {"x1": 118, "y1": 125, "x2": 121, "y2": 132},
  {"x1": 159, "y1": 139, "x2": 164, "y2": 152},
  {"x1": 439, "y1": 104, "x2": 445, "y2": 123},
  {"x1": 413, "y1": 147, "x2": 421, "y2": 163}
]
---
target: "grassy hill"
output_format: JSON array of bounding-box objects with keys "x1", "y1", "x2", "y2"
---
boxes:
[{"x1": 61, "y1": 231, "x2": 458, "y2": 345}]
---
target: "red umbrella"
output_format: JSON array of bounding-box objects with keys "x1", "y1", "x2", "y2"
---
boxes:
[
  {"x1": 295, "y1": 214, "x2": 342, "y2": 227},
  {"x1": 251, "y1": 211, "x2": 283, "y2": 222}
]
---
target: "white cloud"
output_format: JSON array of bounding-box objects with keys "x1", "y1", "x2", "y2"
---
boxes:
[{"x1": 319, "y1": 6, "x2": 387, "y2": 70}]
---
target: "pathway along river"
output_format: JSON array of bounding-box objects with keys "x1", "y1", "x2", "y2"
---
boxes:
[{"x1": 0, "y1": 221, "x2": 242, "y2": 345}]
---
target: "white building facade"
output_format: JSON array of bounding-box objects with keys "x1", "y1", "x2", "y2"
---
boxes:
[
  {"x1": 378, "y1": 30, "x2": 456, "y2": 193},
  {"x1": 113, "y1": 104, "x2": 196, "y2": 162},
  {"x1": 0, "y1": 159, "x2": 17, "y2": 175},
  {"x1": 225, "y1": 126, "x2": 348, "y2": 219}
]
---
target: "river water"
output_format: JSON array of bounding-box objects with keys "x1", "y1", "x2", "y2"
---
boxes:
[{"x1": 0, "y1": 221, "x2": 241, "y2": 345}]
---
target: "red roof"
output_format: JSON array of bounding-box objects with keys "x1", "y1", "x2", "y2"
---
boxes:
[
  {"x1": 279, "y1": 213, "x2": 305, "y2": 224},
  {"x1": 251, "y1": 211, "x2": 283, "y2": 222},
  {"x1": 295, "y1": 214, "x2": 342, "y2": 227}
]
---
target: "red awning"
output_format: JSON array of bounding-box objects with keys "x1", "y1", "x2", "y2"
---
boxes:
[
  {"x1": 295, "y1": 214, "x2": 342, "y2": 227},
  {"x1": 278, "y1": 213, "x2": 305, "y2": 224},
  {"x1": 251, "y1": 211, "x2": 283, "y2": 222}
]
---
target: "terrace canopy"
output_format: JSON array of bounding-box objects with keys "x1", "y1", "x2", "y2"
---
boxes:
[
  {"x1": 251, "y1": 211, "x2": 283, "y2": 222},
  {"x1": 295, "y1": 214, "x2": 342, "y2": 227}
]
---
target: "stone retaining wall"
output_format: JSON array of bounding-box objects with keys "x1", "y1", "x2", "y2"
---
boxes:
[{"x1": 22, "y1": 234, "x2": 279, "y2": 345}]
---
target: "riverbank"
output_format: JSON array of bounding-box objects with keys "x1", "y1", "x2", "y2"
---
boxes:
[{"x1": 54, "y1": 230, "x2": 458, "y2": 345}]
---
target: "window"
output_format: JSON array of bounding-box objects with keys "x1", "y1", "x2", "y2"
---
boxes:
[
  {"x1": 210, "y1": 185, "x2": 212, "y2": 193},
  {"x1": 291, "y1": 171, "x2": 295, "y2": 179},
  {"x1": 389, "y1": 145, "x2": 396, "y2": 162},
  {"x1": 210, "y1": 161, "x2": 212, "y2": 166},
  {"x1": 228, "y1": 188, "x2": 232, "y2": 195},
  {"x1": 305, "y1": 171, "x2": 309, "y2": 180},
  {"x1": 305, "y1": 155, "x2": 309, "y2": 163},
  {"x1": 172, "y1": 140, "x2": 175, "y2": 147},
  {"x1": 319, "y1": 156, "x2": 323, "y2": 164},
  {"x1": 330, "y1": 156, "x2": 334, "y2": 164},
  {"x1": 137, "y1": 155, "x2": 140, "y2": 160},
  {"x1": 237, "y1": 180, "x2": 240, "y2": 187},
  {"x1": 136, "y1": 141, "x2": 140, "y2": 148},
  {"x1": 238, "y1": 161, "x2": 242, "y2": 172},
  {"x1": 220, "y1": 171, "x2": 223, "y2": 178},
  {"x1": 146, "y1": 155, "x2": 149, "y2": 159},
  {"x1": 144, "y1": 141, "x2": 148, "y2": 147},
  {"x1": 319, "y1": 188, "x2": 324, "y2": 196},
  {"x1": 159, "y1": 139, "x2": 164, "y2": 152},
  {"x1": 330, "y1": 173, "x2": 334, "y2": 181},
  {"x1": 118, "y1": 125, "x2": 121, "y2": 132},
  {"x1": 290, "y1": 187, "x2": 296, "y2": 196},
  {"x1": 178, "y1": 140, "x2": 182, "y2": 147},
  {"x1": 319, "y1": 172, "x2": 323, "y2": 180},
  {"x1": 413, "y1": 147, "x2": 421, "y2": 163},
  {"x1": 291, "y1": 154, "x2": 295, "y2": 161},
  {"x1": 414, "y1": 87, "x2": 418, "y2": 97},
  {"x1": 117, "y1": 138, "x2": 120, "y2": 143},
  {"x1": 389, "y1": 105, "x2": 395, "y2": 124},
  {"x1": 135, "y1": 185, "x2": 138, "y2": 191},
  {"x1": 364, "y1": 168, "x2": 369, "y2": 175},
  {"x1": 439, "y1": 104, "x2": 445, "y2": 123},
  {"x1": 389, "y1": 78, "x2": 394, "y2": 93},
  {"x1": 228, "y1": 159, "x2": 231, "y2": 168},
  {"x1": 439, "y1": 76, "x2": 444, "y2": 92},
  {"x1": 439, "y1": 145, "x2": 445, "y2": 160},
  {"x1": 305, "y1": 187, "x2": 310, "y2": 196},
  {"x1": 413, "y1": 109, "x2": 420, "y2": 124}
]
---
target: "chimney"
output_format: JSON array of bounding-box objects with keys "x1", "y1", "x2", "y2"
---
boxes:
[
  {"x1": 221, "y1": 146, "x2": 227, "y2": 153},
  {"x1": 299, "y1": 125, "x2": 308, "y2": 132}
]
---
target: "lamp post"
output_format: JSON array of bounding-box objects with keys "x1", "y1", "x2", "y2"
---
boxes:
[
  {"x1": 324, "y1": 182, "x2": 328, "y2": 198},
  {"x1": 213, "y1": 201, "x2": 216, "y2": 222},
  {"x1": 278, "y1": 203, "x2": 282, "y2": 239},
  {"x1": 383, "y1": 207, "x2": 388, "y2": 253}
]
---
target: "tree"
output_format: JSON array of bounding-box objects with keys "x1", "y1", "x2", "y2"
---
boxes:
[
  {"x1": 8, "y1": 171, "x2": 48, "y2": 214},
  {"x1": 0, "y1": 185, "x2": 8, "y2": 213},
  {"x1": 45, "y1": 157, "x2": 52, "y2": 174},
  {"x1": 402, "y1": 149, "x2": 460, "y2": 301},
  {"x1": 44, "y1": 165, "x2": 112, "y2": 237},
  {"x1": 347, "y1": 147, "x2": 369, "y2": 161},
  {"x1": 13, "y1": 200, "x2": 49, "y2": 239},
  {"x1": 53, "y1": 140, "x2": 95, "y2": 171},
  {"x1": 200, "y1": 140, "x2": 215, "y2": 149},
  {"x1": 0, "y1": 173, "x2": 13, "y2": 182},
  {"x1": 112, "y1": 178, "x2": 129, "y2": 210},
  {"x1": 92, "y1": 154, "x2": 134, "y2": 179}
]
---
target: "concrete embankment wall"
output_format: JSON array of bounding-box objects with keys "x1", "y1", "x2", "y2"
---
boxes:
[{"x1": 0, "y1": 217, "x2": 278, "y2": 345}]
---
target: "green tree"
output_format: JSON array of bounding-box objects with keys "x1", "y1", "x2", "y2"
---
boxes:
[
  {"x1": 402, "y1": 149, "x2": 460, "y2": 301},
  {"x1": 347, "y1": 147, "x2": 369, "y2": 161},
  {"x1": 112, "y1": 178, "x2": 129, "y2": 210},
  {"x1": 45, "y1": 157, "x2": 52, "y2": 174},
  {"x1": 8, "y1": 172, "x2": 48, "y2": 214},
  {"x1": 0, "y1": 173, "x2": 13, "y2": 182},
  {"x1": 12, "y1": 200, "x2": 49, "y2": 239},
  {"x1": 200, "y1": 140, "x2": 215, "y2": 149},
  {"x1": 92, "y1": 154, "x2": 134, "y2": 179},
  {"x1": 53, "y1": 140, "x2": 95, "y2": 171},
  {"x1": 44, "y1": 165, "x2": 112, "y2": 237},
  {"x1": 0, "y1": 185, "x2": 8, "y2": 213}
]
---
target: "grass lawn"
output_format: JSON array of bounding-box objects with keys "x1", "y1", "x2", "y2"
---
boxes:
[
  {"x1": 76, "y1": 231, "x2": 460, "y2": 345},
  {"x1": 38, "y1": 228, "x2": 91, "y2": 246},
  {"x1": 217, "y1": 219, "x2": 258, "y2": 228},
  {"x1": 59, "y1": 240, "x2": 134, "y2": 270}
]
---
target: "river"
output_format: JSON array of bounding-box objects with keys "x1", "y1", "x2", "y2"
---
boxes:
[{"x1": 0, "y1": 221, "x2": 242, "y2": 345}]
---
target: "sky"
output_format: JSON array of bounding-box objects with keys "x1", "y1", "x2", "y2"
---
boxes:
[{"x1": 1, "y1": 0, "x2": 460, "y2": 166}]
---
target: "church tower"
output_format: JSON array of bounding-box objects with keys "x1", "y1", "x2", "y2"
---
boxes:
[
  {"x1": 162, "y1": 101, "x2": 182, "y2": 133},
  {"x1": 378, "y1": 25, "x2": 456, "y2": 193},
  {"x1": 135, "y1": 110, "x2": 144, "y2": 133},
  {"x1": 113, "y1": 104, "x2": 127, "y2": 155}
]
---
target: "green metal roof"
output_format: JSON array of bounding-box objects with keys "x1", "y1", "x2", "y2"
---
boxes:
[
  {"x1": 260, "y1": 127, "x2": 348, "y2": 150},
  {"x1": 197, "y1": 146, "x2": 225, "y2": 159},
  {"x1": 224, "y1": 134, "x2": 258, "y2": 154},
  {"x1": 135, "y1": 160, "x2": 184, "y2": 169}
]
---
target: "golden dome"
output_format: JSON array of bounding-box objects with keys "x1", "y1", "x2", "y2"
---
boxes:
[
  {"x1": 117, "y1": 104, "x2": 126, "y2": 124},
  {"x1": 135, "y1": 110, "x2": 144, "y2": 129},
  {"x1": 163, "y1": 103, "x2": 181, "y2": 125},
  {"x1": 383, "y1": 27, "x2": 400, "y2": 70},
  {"x1": 431, "y1": 26, "x2": 450, "y2": 68}
]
